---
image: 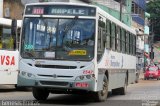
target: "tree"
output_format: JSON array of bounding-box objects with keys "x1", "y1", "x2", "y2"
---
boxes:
[{"x1": 147, "y1": 0, "x2": 160, "y2": 42}]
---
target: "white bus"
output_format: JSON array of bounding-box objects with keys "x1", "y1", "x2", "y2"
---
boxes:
[
  {"x1": 0, "y1": 18, "x2": 21, "y2": 85},
  {"x1": 17, "y1": 2, "x2": 137, "y2": 101}
]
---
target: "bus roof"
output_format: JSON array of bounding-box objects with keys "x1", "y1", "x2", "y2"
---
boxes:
[
  {"x1": 25, "y1": 2, "x2": 136, "y2": 35},
  {"x1": 0, "y1": 18, "x2": 22, "y2": 28},
  {"x1": 25, "y1": 2, "x2": 96, "y2": 8}
]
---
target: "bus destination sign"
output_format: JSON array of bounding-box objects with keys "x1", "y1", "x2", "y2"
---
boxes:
[
  {"x1": 50, "y1": 8, "x2": 87, "y2": 16},
  {"x1": 25, "y1": 5, "x2": 96, "y2": 16},
  {"x1": 32, "y1": 8, "x2": 44, "y2": 15}
]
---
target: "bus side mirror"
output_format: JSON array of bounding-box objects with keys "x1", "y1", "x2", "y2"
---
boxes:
[{"x1": 11, "y1": 19, "x2": 17, "y2": 36}]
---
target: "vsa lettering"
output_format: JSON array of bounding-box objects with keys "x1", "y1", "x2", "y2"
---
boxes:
[{"x1": 0, "y1": 55, "x2": 15, "y2": 65}]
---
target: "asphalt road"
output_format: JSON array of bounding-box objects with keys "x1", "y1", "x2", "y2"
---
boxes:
[{"x1": 0, "y1": 79, "x2": 160, "y2": 106}]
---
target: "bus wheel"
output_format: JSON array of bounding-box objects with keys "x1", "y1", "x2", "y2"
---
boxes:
[
  {"x1": 32, "y1": 88, "x2": 49, "y2": 100},
  {"x1": 119, "y1": 77, "x2": 127, "y2": 95},
  {"x1": 94, "y1": 75, "x2": 108, "y2": 102}
]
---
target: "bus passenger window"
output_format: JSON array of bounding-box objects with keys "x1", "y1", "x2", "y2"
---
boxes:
[
  {"x1": 106, "y1": 19, "x2": 111, "y2": 49},
  {"x1": 121, "y1": 29, "x2": 126, "y2": 53},
  {"x1": 0, "y1": 27, "x2": 2, "y2": 49},
  {"x1": 97, "y1": 20, "x2": 106, "y2": 61},
  {"x1": 116, "y1": 26, "x2": 121, "y2": 52},
  {"x1": 111, "y1": 23, "x2": 116, "y2": 51},
  {"x1": 2, "y1": 28, "x2": 14, "y2": 50}
]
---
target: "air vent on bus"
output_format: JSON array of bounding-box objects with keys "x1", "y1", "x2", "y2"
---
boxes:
[
  {"x1": 80, "y1": 66, "x2": 85, "y2": 68},
  {"x1": 28, "y1": 63, "x2": 32, "y2": 66},
  {"x1": 38, "y1": 74, "x2": 73, "y2": 78},
  {"x1": 40, "y1": 81, "x2": 69, "y2": 86},
  {"x1": 35, "y1": 64, "x2": 77, "y2": 69}
]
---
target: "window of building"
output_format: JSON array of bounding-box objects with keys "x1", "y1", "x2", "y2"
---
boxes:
[
  {"x1": 132, "y1": 2, "x2": 135, "y2": 13},
  {"x1": 131, "y1": 1, "x2": 145, "y2": 20}
]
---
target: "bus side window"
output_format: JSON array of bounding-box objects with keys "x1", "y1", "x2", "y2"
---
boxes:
[
  {"x1": 0, "y1": 27, "x2": 2, "y2": 49},
  {"x1": 106, "y1": 19, "x2": 111, "y2": 49},
  {"x1": 126, "y1": 32, "x2": 129, "y2": 54},
  {"x1": 16, "y1": 28, "x2": 21, "y2": 49},
  {"x1": 121, "y1": 28, "x2": 126, "y2": 53},
  {"x1": 111, "y1": 22, "x2": 116, "y2": 51},
  {"x1": 97, "y1": 20, "x2": 106, "y2": 61},
  {"x1": 129, "y1": 34, "x2": 132, "y2": 55},
  {"x1": 133, "y1": 35, "x2": 136, "y2": 55},
  {"x1": 116, "y1": 26, "x2": 121, "y2": 52},
  {"x1": 2, "y1": 27, "x2": 14, "y2": 50}
]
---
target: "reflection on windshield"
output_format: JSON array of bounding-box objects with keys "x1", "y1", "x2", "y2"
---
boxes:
[
  {"x1": 21, "y1": 18, "x2": 95, "y2": 61},
  {"x1": 148, "y1": 67, "x2": 158, "y2": 71}
]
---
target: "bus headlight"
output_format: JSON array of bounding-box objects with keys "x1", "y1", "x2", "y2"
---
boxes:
[
  {"x1": 86, "y1": 75, "x2": 91, "y2": 79},
  {"x1": 21, "y1": 71, "x2": 35, "y2": 78},
  {"x1": 75, "y1": 74, "x2": 94, "y2": 81},
  {"x1": 21, "y1": 71, "x2": 27, "y2": 76},
  {"x1": 79, "y1": 76, "x2": 85, "y2": 80},
  {"x1": 27, "y1": 73, "x2": 33, "y2": 77}
]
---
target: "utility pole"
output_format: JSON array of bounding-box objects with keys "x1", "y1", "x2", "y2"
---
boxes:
[{"x1": 150, "y1": 19, "x2": 154, "y2": 62}]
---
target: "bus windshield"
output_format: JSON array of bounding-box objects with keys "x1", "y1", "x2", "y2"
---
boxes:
[{"x1": 21, "y1": 18, "x2": 95, "y2": 61}]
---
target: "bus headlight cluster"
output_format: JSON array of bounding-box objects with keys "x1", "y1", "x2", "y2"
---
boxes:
[
  {"x1": 75, "y1": 74, "x2": 95, "y2": 81},
  {"x1": 21, "y1": 71, "x2": 35, "y2": 78}
]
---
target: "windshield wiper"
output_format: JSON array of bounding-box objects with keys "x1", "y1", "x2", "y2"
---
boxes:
[
  {"x1": 61, "y1": 17, "x2": 79, "y2": 48},
  {"x1": 63, "y1": 16, "x2": 78, "y2": 37},
  {"x1": 23, "y1": 51, "x2": 34, "y2": 57}
]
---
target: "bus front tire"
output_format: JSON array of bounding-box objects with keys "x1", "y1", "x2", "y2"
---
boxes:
[
  {"x1": 32, "y1": 88, "x2": 49, "y2": 100},
  {"x1": 93, "y1": 75, "x2": 108, "y2": 102}
]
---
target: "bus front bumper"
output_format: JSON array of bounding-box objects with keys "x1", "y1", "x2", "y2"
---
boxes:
[{"x1": 17, "y1": 75, "x2": 96, "y2": 91}]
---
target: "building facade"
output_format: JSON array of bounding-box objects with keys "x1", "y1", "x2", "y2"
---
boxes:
[
  {"x1": 131, "y1": 0, "x2": 147, "y2": 69},
  {"x1": 91, "y1": 0, "x2": 132, "y2": 26},
  {"x1": 2, "y1": 0, "x2": 24, "y2": 19},
  {"x1": 0, "y1": 0, "x2": 3, "y2": 17}
]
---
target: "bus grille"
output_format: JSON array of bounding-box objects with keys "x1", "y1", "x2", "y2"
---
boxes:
[
  {"x1": 38, "y1": 74, "x2": 73, "y2": 78},
  {"x1": 35, "y1": 65, "x2": 77, "y2": 69},
  {"x1": 40, "y1": 81, "x2": 69, "y2": 86}
]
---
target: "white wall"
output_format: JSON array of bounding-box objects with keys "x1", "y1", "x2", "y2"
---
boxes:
[
  {"x1": 137, "y1": 36, "x2": 144, "y2": 50},
  {"x1": 0, "y1": 0, "x2": 3, "y2": 18}
]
